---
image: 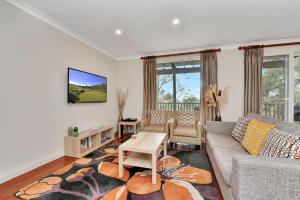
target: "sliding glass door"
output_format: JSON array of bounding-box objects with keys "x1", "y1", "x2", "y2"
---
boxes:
[
  {"x1": 262, "y1": 52, "x2": 300, "y2": 123},
  {"x1": 294, "y1": 55, "x2": 300, "y2": 123},
  {"x1": 262, "y1": 55, "x2": 288, "y2": 121}
]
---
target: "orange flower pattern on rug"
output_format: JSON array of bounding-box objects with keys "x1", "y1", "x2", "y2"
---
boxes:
[
  {"x1": 75, "y1": 157, "x2": 93, "y2": 165},
  {"x1": 16, "y1": 177, "x2": 62, "y2": 200},
  {"x1": 157, "y1": 156, "x2": 181, "y2": 171},
  {"x1": 162, "y1": 179, "x2": 204, "y2": 200},
  {"x1": 98, "y1": 162, "x2": 130, "y2": 182},
  {"x1": 52, "y1": 164, "x2": 73, "y2": 175},
  {"x1": 157, "y1": 156, "x2": 212, "y2": 184},
  {"x1": 126, "y1": 170, "x2": 161, "y2": 194},
  {"x1": 101, "y1": 186, "x2": 128, "y2": 200},
  {"x1": 174, "y1": 166, "x2": 212, "y2": 184},
  {"x1": 16, "y1": 146, "x2": 215, "y2": 200}
]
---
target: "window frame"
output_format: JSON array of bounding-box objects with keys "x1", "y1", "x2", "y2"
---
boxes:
[
  {"x1": 156, "y1": 60, "x2": 201, "y2": 111},
  {"x1": 263, "y1": 50, "x2": 300, "y2": 122},
  {"x1": 262, "y1": 54, "x2": 289, "y2": 121}
]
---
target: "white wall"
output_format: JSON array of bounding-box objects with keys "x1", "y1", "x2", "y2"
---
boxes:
[
  {"x1": 116, "y1": 59, "x2": 143, "y2": 119},
  {"x1": 218, "y1": 49, "x2": 244, "y2": 121},
  {"x1": 0, "y1": 1, "x2": 118, "y2": 183}
]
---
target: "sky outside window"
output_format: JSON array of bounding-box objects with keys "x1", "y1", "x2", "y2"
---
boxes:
[{"x1": 69, "y1": 69, "x2": 106, "y2": 86}]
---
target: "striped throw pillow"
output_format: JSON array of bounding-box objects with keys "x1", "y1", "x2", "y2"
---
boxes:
[
  {"x1": 177, "y1": 111, "x2": 196, "y2": 127},
  {"x1": 231, "y1": 116, "x2": 251, "y2": 142},
  {"x1": 260, "y1": 128, "x2": 300, "y2": 159},
  {"x1": 150, "y1": 110, "x2": 167, "y2": 125}
]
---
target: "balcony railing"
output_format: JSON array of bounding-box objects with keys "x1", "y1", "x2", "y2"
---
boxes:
[
  {"x1": 157, "y1": 102, "x2": 200, "y2": 111},
  {"x1": 158, "y1": 102, "x2": 300, "y2": 123},
  {"x1": 261, "y1": 102, "x2": 285, "y2": 121},
  {"x1": 158, "y1": 102, "x2": 284, "y2": 119}
]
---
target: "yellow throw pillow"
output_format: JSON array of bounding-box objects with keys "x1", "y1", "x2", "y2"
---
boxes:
[{"x1": 242, "y1": 119, "x2": 275, "y2": 155}]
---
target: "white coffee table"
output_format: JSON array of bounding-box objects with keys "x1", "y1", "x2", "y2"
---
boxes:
[{"x1": 118, "y1": 132, "x2": 167, "y2": 184}]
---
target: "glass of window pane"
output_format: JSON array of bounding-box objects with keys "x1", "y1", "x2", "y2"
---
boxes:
[
  {"x1": 262, "y1": 55, "x2": 288, "y2": 121},
  {"x1": 175, "y1": 73, "x2": 200, "y2": 111},
  {"x1": 156, "y1": 74, "x2": 173, "y2": 111},
  {"x1": 294, "y1": 55, "x2": 300, "y2": 123}
]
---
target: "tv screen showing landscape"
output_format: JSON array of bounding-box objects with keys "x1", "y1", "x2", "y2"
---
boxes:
[{"x1": 68, "y1": 68, "x2": 107, "y2": 103}]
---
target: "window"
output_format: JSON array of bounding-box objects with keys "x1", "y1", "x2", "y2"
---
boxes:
[
  {"x1": 294, "y1": 55, "x2": 300, "y2": 123},
  {"x1": 156, "y1": 60, "x2": 200, "y2": 111},
  {"x1": 262, "y1": 55, "x2": 288, "y2": 121},
  {"x1": 262, "y1": 52, "x2": 300, "y2": 123}
]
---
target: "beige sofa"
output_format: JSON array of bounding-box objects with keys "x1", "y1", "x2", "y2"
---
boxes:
[{"x1": 169, "y1": 111, "x2": 202, "y2": 145}]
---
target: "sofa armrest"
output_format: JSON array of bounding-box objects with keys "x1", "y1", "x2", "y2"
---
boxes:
[
  {"x1": 165, "y1": 118, "x2": 174, "y2": 132},
  {"x1": 196, "y1": 121, "x2": 203, "y2": 143},
  {"x1": 232, "y1": 155, "x2": 300, "y2": 200},
  {"x1": 169, "y1": 119, "x2": 176, "y2": 137},
  {"x1": 140, "y1": 118, "x2": 150, "y2": 129},
  {"x1": 205, "y1": 121, "x2": 235, "y2": 135}
]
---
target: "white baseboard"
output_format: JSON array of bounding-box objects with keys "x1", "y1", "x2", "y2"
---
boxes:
[{"x1": 0, "y1": 150, "x2": 64, "y2": 184}]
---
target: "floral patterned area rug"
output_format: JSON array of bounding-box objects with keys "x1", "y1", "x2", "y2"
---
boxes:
[{"x1": 15, "y1": 142, "x2": 219, "y2": 200}]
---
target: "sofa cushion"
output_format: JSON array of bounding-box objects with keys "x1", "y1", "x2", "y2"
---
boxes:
[
  {"x1": 213, "y1": 147, "x2": 248, "y2": 186},
  {"x1": 231, "y1": 115, "x2": 251, "y2": 142},
  {"x1": 150, "y1": 110, "x2": 166, "y2": 125},
  {"x1": 207, "y1": 133, "x2": 243, "y2": 151},
  {"x1": 242, "y1": 119, "x2": 275, "y2": 155},
  {"x1": 174, "y1": 127, "x2": 197, "y2": 137},
  {"x1": 275, "y1": 121, "x2": 300, "y2": 136},
  {"x1": 247, "y1": 113, "x2": 300, "y2": 136},
  {"x1": 177, "y1": 111, "x2": 196, "y2": 127},
  {"x1": 143, "y1": 125, "x2": 164, "y2": 133},
  {"x1": 260, "y1": 128, "x2": 300, "y2": 159}
]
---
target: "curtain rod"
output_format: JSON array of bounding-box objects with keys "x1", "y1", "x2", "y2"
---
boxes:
[
  {"x1": 140, "y1": 48, "x2": 221, "y2": 60},
  {"x1": 238, "y1": 41, "x2": 300, "y2": 50}
]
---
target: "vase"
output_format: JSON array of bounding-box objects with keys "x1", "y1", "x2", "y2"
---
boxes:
[
  {"x1": 73, "y1": 131, "x2": 79, "y2": 137},
  {"x1": 215, "y1": 110, "x2": 222, "y2": 121},
  {"x1": 68, "y1": 127, "x2": 74, "y2": 136},
  {"x1": 118, "y1": 113, "x2": 123, "y2": 122}
]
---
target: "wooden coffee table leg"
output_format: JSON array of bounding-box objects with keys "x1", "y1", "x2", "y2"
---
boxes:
[
  {"x1": 152, "y1": 153, "x2": 156, "y2": 184},
  {"x1": 119, "y1": 149, "x2": 123, "y2": 178}
]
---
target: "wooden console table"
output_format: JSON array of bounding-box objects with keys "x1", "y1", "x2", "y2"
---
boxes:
[{"x1": 64, "y1": 125, "x2": 114, "y2": 158}]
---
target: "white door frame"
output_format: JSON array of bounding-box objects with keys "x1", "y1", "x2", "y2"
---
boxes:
[{"x1": 264, "y1": 51, "x2": 298, "y2": 122}]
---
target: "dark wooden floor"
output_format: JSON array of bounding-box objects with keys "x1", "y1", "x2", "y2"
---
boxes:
[{"x1": 0, "y1": 136, "x2": 222, "y2": 200}]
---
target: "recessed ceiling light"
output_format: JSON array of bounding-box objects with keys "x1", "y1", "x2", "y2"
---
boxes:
[
  {"x1": 172, "y1": 18, "x2": 180, "y2": 25},
  {"x1": 115, "y1": 29, "x2": 122, "y2": 35}
]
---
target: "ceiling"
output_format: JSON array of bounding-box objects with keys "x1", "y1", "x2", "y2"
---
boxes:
[{"x1": 14, "y1": 0, "x2": 300, "y2": 59}]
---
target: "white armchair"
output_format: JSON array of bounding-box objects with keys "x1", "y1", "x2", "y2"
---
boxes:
[
  {"x1": 169, "y1": 111, "x2": 202, "y2": 145},
  {"x1": 141, "y1": 111, "x2": 173, "y2": 134}
]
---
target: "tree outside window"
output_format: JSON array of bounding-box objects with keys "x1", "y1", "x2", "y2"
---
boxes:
[{"x1": 156, "y1": 60, "x2": 200, "y2": 111}]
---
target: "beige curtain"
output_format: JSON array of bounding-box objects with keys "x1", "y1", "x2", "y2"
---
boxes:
[
  {"x1": 244, "y1": 48, "x2": 264, "y2": 115},
  {"x1": 142, "y1": 57, "x2": 157, "y2": 119},
  {"x1": 200, "y1": 52, "x2": 218, "y2": 125}
]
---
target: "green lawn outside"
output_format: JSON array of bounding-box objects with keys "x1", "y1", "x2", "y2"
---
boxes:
[{"x1": 68, "y1": 84, "x2": 107, "y2": 103}]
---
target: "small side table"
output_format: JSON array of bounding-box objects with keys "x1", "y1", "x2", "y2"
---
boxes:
[{"x1": 118, "y1": 120, "x2": 141, "y2": 138}]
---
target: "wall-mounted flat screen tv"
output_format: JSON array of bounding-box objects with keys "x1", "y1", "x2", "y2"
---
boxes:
[{"x1": 68, "y1": 68, "x2": 107, "y2": 103}]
